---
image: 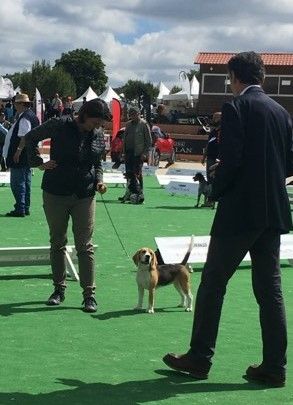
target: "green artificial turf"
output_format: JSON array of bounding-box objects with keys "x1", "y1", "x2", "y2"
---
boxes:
[{"x1": 0, "y1": 171, "x2": 293, "y2": 405}]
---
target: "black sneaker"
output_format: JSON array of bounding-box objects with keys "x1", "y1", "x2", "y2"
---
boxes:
[
  {"x1": 5, "y1": 210, "x2": 25, "y2": 217},
  {"x1": 46, "y1": 288, "x2": 65, "y2": 306},
  {"x1": 82, "y1": 296, "x2": 97, "y2": 313}
]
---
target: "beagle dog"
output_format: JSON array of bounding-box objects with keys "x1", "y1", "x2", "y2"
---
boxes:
[{"x1": 132, "y1": 236, "x2": 194, "y2": 314}]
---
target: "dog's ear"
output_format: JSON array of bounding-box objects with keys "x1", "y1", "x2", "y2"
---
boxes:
[
  {"x1": 132, "y1": 250, "x2": 140, "y2": 265},
  {"x1": 150, "y1": 249, "x2": 158, "y2": 271}
]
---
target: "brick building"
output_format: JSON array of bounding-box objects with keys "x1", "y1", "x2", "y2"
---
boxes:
[{"x1": 194, "y1": 52, "x2": 293, "y2": 116}]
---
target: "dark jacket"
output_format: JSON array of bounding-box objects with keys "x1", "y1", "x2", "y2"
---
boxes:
[
  {"x1": 211, "y1": 86, "x2": 293, "y2": 236},
  {"x1": 206, "y1": 127, "x2": 220, "y2": 160},
  {"x1": 25, "y1": 118, "x2": 105, "y2": 198},
  {"x1": 6, "y1": 109, "x2": 39, "y2": 168}
]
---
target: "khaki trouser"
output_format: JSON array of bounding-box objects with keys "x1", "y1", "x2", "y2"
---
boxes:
[{"x1": 43, "y1": 191, "x2": 96, "y2": 298}]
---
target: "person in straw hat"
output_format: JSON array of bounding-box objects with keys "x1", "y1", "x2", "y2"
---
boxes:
[{"x1": 3, "y1": 93, "x2": 39, "y2": 217}]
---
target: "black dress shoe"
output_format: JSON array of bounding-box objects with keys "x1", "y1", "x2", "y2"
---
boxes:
[
  {"x1": 82, "y1": 296, "x2": 97, "y2": 313},
  {"x1": 5, "y1": 210, "x2": 25, "y2": 217},
  {"x1": 25, "y1": 211, "x2": 30, "y2": 216},
  {"x1": 162, "y1": 353, "x2": 209, "y2": 379},
  {"x1": 46, "y1": 288, "x2": 65, "y2": 306},
  {"x1": 243, "y1": 364, "x2": 285, "y2": 388}
]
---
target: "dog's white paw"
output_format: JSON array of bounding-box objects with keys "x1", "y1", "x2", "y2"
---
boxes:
[
  {"x1": 146, "y1": 308, "x2": 154, "y2": 314},
  {"x1": 185, "y1": 307, "x2": 193, "y2": 312}
]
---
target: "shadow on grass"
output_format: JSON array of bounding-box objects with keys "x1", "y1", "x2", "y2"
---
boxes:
[
  {"x1": 93, "y1": 307, "x2": 187, "y2": 320},
  {"x1": 0, "y1": 274, "x2": 50, "y2": 281},
  {"x1": 0, "y1": 301, "x2": 78, "y2": 317},
  {"x1": 96, "y1": 199, "x2": 123, "y2": 204},
  {"x1": 0, "y1": 374, "x2": 267, "y2": 405},
  {"x1": 148, "y1": 206, "x2": 196, "y2": 210}
]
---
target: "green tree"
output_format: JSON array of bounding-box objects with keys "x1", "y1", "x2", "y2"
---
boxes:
[
  {"x1": 41, "y1": 67, "x2": 76, "y2": 100},
  {"x1": 179, "y1": 69, "x2": 200, "y2": 82},
  {"x1": 170, "y1": 85, "x2": 182, "y2": 94},
  {"x1": 55, "y1": 48, "x2": 107, "y2": 96},
  {"x1": 31, "y1": 60, "x2": 51, "y2": 89},
  {"x1": 121, "y1": 80, "x2": 159, "y2": 103}
]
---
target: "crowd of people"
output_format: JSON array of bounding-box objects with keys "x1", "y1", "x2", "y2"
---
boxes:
[{"x1": 1, "y1": 51, "x2": 293, "y2": 387}]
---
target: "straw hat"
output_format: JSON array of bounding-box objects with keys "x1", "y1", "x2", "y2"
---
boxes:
[{"x1": 14, "y1": 93, "x2": 31, "y2": 104}]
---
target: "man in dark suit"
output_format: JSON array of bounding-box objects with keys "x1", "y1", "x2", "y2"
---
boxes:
[{"x1": 163, "y1": 52, "x2": 293, "y2": 387}]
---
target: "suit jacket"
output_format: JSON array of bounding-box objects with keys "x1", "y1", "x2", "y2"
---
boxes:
[{"x1": 211, "y1": 86, "x2": 293, "y2": 236}]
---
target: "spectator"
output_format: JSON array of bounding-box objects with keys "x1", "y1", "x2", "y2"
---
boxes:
[
  {"x1": 62, "y1": 96, "x2": 74, "y2": 118},
  {"x1": 0, "y1": 122, "x2": 8, "y2": 171},
  {"x1": 2, "y1": 93, "x2": 39, "y2": 217},
  {"x1": 51, "y1": 93, "x2": 63, "y2": 118},
  {"x1": 44, "y1": 99, "x2": 54, "y2": 121},
  {"x1": 25, "y1": 98, "x2": 112, "y2": 313},
  {"x1": 119, "y1": 106, "x2": 152, "y2": 204},
  {"x1": 201, "y1": 112, "x2": 221, "y2": 183},
  {"x1": 4, "y1": 101, "x2": 14, "y2": 123},
  {"x1": 152, "y1": 104, "x2": 170, "y2": 124},
  {"x1": 0, "y1": 112, "x2": 12, "y2": 130}
]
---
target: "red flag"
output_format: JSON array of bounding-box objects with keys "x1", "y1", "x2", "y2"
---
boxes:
[{"x1": 111, "y1": 98, "x2": 121, "y2": 140}]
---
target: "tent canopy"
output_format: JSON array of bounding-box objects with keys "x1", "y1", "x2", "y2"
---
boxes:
[
  {"x1": 72, "y1": 86, "x2": 98, "y2": 111},
  {"x1": 157, "y1": 82, "x2": 170, "y2": 100},
  {"x1": 162, "y1": 89, "x2": 190, "y2": 101},
  {"x1": 0, "y1": 77, "x2": 14, "y2": 99},
  {"x1": 98, "y1": 86, "x2": 121, "y2": 103}
]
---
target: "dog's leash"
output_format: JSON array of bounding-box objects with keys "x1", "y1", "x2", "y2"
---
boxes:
[{"x1": 99, "y1": 193, "x2": 132, "y2": 261}]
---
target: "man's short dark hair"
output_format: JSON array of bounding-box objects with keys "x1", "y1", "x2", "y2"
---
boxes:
[{"x1": 228, "y1": 51, "x2": 265, "y2": 85}]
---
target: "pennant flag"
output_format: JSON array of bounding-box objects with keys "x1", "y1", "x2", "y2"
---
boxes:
[
  {"x1": 35, "y1": 88, "x2": 43, "y2": 124},
  {"x1": 111, "y1": 98, "x2": 121, "y2": 139}
]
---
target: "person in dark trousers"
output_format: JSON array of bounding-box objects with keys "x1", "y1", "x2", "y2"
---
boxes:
[
  {"x1": 3, "y1": 93, "x2": 39, "y2": 217},
  {"x1": 25, "y1": 99, "x2": 112, "y2": 313},
  {"x1": 119, "y1": 106, "x2": 152, "y2": 204},
  {"x1": 201, "y1": 111, "x2": 221, "y2": 183},
  {"x1": 163, "y1": 51, "x2": 293, "y2": 388}
]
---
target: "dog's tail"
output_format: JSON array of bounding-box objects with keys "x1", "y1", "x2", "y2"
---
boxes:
[{"x1": 181, "y1": 235, "x2": 195, "y2": 265}]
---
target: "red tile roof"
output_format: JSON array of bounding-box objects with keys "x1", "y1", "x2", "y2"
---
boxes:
[{"x1": 195, "y1": 52, "x2": 293, "y2": 66}]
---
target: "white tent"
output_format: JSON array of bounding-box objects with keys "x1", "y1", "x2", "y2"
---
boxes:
[
  {"x1": 162, "y1": 89, "x2": 190, "y2": 101},
  {"x1": 0, "y1": 77, "x2": 14, "y2": 99},
  {"x1": 72, "y1": 86, "x2": 98, "y2": 111},
  {"x1": 98, "y1": 86, "x2": 121, "y2": 103},
  {"x1": 157, "y1": 82, "x2": 170, "y2": 100}
]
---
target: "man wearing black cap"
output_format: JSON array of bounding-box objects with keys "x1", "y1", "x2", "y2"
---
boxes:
[
  {"x1": 120, "y1": 106, "x2": 152, "y2": 204},
  {"x1": 25, "y1": 98, "x2": 112, "y2": 313}
]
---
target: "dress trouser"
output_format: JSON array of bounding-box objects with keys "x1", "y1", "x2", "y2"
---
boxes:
[
  {"x1": 43, "y1": 191, "x2": 96, "y2": 298},
  {"x1": 124, "y1": 151, "x2": 143, "y2": 193},
  {"x1": 188, "y1": 228, "x2": 287, "y2": 376}
]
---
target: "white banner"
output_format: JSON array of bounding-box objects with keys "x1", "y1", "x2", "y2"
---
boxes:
[
  {"x1": 35, "y1": 88, "x2": 43, "y2": 124},
  {"x1": 155, "y1": 234, "x2": 293, "y2": 264},
  {"x1": 165, "y1": 181, "x2": 198, "y2": 196}
]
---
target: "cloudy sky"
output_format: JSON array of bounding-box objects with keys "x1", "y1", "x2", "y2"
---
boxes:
[{"x1": 1, "y1": 0, "x2": 293, "y2": 91}]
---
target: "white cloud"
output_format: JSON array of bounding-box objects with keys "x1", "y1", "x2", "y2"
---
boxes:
[{"x1": 1, "y1": 0, "x2": 293, "y2": 92}]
